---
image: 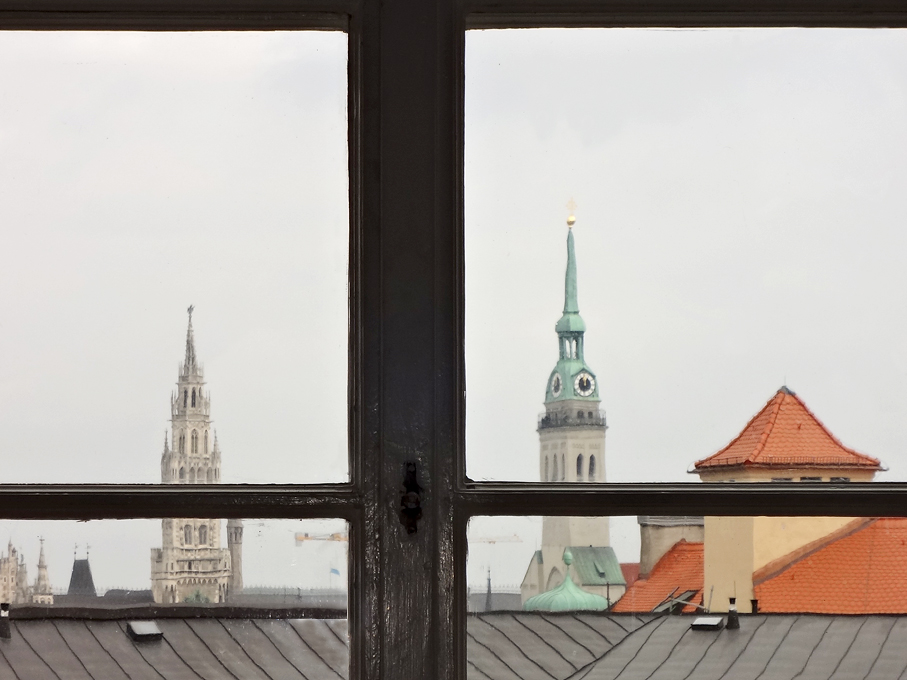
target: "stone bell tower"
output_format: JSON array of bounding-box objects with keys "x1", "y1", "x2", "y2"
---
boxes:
[
  {"x1": 151, "y1": 307, "x2": 234, "y2": 603},
  {"x1": 523, "y1": 211, "x2": 610, "y2": 601}
]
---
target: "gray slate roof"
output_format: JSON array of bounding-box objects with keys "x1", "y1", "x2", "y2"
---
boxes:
[
  {"x1": 3, "y1": 613, "x2": 907, "y2": 680},
  {"x1": 0, "y1": 619, "x2": 349, "y2": 680},
  {"x1": 467, "y1": 613, "x2": 653, "y2": 680},
  {"x1": 573, "y1": 614, "x2": 907, "y2": 680}
]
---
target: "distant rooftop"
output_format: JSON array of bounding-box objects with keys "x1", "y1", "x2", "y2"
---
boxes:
[{"x1": 694, "y1": 387, "x2": 882, "y2": 472}]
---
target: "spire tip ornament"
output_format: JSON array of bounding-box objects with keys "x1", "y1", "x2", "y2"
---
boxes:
[{"x1": 566, "y1": 198, "x2": 577, "y2": 228}]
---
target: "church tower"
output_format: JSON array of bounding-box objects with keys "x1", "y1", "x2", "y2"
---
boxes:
[
  {"x1": 522, "y1": 212, "x2": 617, "y2": 606},
  {"x1": 151, "y1": 307, "x2": 233, "y2": 603}
]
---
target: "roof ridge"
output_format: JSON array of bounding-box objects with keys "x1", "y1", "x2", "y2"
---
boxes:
[
  {"x1": 784, "y1": 391, "x2": 881, "y2": 467},
  {"x1": 562, "y1": 615, "x2": 667, "y2": 680},
  {"x1": 694, "y1": 390, "x2": 784, "y2": 468},
  {"x1": 750, "y1": 390, "x2": 785, "y2": 462},
  {"x1": 753, "y1": 518, "x2": 876, "y2": 586}
]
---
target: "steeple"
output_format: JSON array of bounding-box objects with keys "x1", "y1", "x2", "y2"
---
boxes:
[
  {"x1": 183, "y1": 305, "x2": 198, "y2": 377},
  {"x1": 544, "y1": 214, "x2": 598, "y2": 404},
  {"x1": 34, "y1": 538, "x2": 51, "y2": 599}
]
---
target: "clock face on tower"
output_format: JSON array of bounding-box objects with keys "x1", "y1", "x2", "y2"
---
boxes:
[
  {"x1": 574, "y1": 371, "x2": 595, "y2": 397},
  {"x1": 550, "y1": 373, "x2": 563, "y2": 398}
]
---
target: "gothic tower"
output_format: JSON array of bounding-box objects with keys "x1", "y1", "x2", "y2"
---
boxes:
[
  {"x1": 523, "y1": 213, "x2": 610, "y2": 600},
  {"x1": 32, "y1": 538, "x2": 53, "y2": 604},
  {"x1": 227, "y1": 518, "x2": 244, "y2": 598},
  {"x1": 151, "y1": 307, "x2": 233, "y2": 603}
]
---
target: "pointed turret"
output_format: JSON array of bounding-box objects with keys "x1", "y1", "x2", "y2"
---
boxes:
[
  {"x1": 184, "y1": 305, "x2": 198, "y2": 374},
  {"x1": 33, "y1": 538, "x2": 52, "y2": 603}
]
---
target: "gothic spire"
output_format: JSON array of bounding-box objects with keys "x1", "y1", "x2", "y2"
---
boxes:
[
  {"x1": 555, "y1": 217, "x2": 586, "y2": 336},
  {"x1": 564, "y1": 226, "x2": 579, "y2": 314},
  {"x1": 184, "y1": 305, "x2": 197, "y2": 372}
]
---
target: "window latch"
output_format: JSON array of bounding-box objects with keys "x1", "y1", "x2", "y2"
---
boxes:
[{"x1": 399, "y1": 461, "x2": 423, "y2": 534}]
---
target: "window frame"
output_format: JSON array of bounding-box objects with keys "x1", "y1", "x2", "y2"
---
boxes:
[{"x1": 3, "y1": 2, "x2": 907, "y2": 680}]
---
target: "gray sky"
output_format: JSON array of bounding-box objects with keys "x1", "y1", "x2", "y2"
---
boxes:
[
  {"x1": 465, "y1": 28, "x2": 907, "y2": 589},
  {"x1": 3, "y1": 28, "x2": 907, "y2": 594}
]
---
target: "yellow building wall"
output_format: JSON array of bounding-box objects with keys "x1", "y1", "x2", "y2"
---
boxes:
[
  {"x1": 704, "y1": 516, "x2": 754, "y2": 613},
  {"x1": 752, "y1": 516, "x2": 855, "y2": 571}
]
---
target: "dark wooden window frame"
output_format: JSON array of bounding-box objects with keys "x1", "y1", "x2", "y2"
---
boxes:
[{"x1": 2, "y1": 1, "x2": 907, "y2": 679}]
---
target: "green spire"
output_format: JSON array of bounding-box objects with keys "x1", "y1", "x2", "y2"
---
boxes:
[
  {"x1": 564, "y1": 228, "x2": 579, "y2": 314},
  {"x1": 545, "y1": 221, "x2": 600, "y2": 404}
]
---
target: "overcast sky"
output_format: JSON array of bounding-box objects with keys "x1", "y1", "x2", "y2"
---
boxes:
[{"x1": 2, "y1": 28, "x2": 907, "y2": 594}]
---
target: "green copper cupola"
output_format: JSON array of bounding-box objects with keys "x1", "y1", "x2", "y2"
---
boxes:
[{"x1": 545, "y1": 217, "x2": 599, "y2": 404}]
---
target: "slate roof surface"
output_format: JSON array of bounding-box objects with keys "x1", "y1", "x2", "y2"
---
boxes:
[
  {"x1": 572, "y1": 614, "x2": 907, "y2": 680},
  {"x1": 0, "y1": 618, "x2": 350, "y2": 680},
  {"x1": 5, "y1": 613, "x2": 907, "y2": 679},
  {"x1": 0, "y1": 613, "x2": 653, "y2": 680},
  {"x1": 466, "y1": 612, "x2": 652, "y2": 680},
  {"x1": 611, "y1": 541, "x2": 703, "y2": 614},
  {"x1": 755, "y1": 517, "x2": 907, "y2": 614},
  {"x1": 694, "y1": 387, "x2": 881, "y2": 471}
]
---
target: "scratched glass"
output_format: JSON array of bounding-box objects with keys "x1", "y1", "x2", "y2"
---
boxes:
[
  {"x1": 465, "y1": 29, "x2": 907, "y2": 484},
  {"x1": 0, "y1": 32, "x2": 349, "y2": 483}
]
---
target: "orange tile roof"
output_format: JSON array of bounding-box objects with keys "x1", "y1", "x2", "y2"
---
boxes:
[
  {"x1": 611, "y1": 541, "x2": 702, "y2": 613},
  {"x1": 694, "y1": 387, "x2": 881, "y2": 471},
  {"x1": 755, "y1": 518, "x2": 907, "y2": 614}
]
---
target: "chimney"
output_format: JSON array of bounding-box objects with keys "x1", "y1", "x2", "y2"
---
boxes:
[
  {"x1": 726, "y1": 597, "x2": 740, "y2": 630},
  {"x1": 0, "y1": 602, "x2": 10, "y2": 639},
  {"x1": 750, "y1": 599, "x2": 759, "y2": 614}
]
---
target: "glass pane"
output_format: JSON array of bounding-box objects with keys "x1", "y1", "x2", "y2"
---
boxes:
[
  {"x1": 0, "y1": 519, "x2": 348, "y2": 677},
  {"x1": 469, "y1": 512, "x2": 907, "y2": 621},
  {"x1": 466, "y1": 28, "x2": 907, "y2": 483},
  {"x1": 0, "y1": 32, "x2": 349, "y2": 483},
  {"x1": 0, "y1": 518, "x2": 347, "y2": 607}
]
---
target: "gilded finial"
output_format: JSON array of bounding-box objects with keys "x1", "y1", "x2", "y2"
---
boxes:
[{"x1": 566, "y1": 198, "x2": 577, "y2": 228}]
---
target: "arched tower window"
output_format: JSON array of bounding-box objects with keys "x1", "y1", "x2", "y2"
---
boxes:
[
  {"x1": 179, "y1": 467, "x2": 185, "y2": 481},
  {"x1": 205, "y1": 431, "x2": 209, "y2": 454},
  {"x1": 544, "y1": 456, "x2": 549, "y2": 482},
  {"x1": 191, "y1": 388, "x2": 196, "y2": 407},
  {"x1": 576, "y1": 454, "x2": 584, "y2": 481},
  {"x1": 179, "y1": 433, "x2": 185, "y2": 454},
  {"x1": 191, "y1": 430, "x2": 198, "y2": 454},
  {"x1": 188, "y1": 468, "x2": 196, "y2": 484},
  {"x1": 184, "y1": 525, "x2": 192, "y2": 544},
  {"x1": 561, "y1": 454, "x2": 566, "y2": 481},
  {"x1": 551, "y1": 456, "x2": 557, "y2": 482},
  {"x1": 183, "y1": 389, "x2": 188, "y2": 407},
  {"x1": 589, "y1": 455, "x2": 596, "y2": 481},
  {"x1": 199, "y1": 525, "x2": 208, "y2": 545},
  {"x1": 207, "y1": 468, "x2": 214, "y2": 483}
]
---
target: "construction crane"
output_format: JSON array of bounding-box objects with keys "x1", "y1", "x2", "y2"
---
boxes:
[
  {"x1": 470, "y1": 534, "x2": 522, "y2": 544},
  {"x1": 294, "y1": 532, "x2": 348, "y2": 546}
]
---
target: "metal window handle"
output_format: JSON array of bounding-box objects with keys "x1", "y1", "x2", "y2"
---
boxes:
[{"x1": 399, "y1": 462, "x2": 423, "y2": 534}]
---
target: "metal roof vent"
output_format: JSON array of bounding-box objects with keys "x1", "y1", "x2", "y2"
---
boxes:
[
  {"x1": 127, "y1": 621, "x2": 163, "y2": 642},
  {"x1": 690, "y1": 616, "x2": 725, "y2": 631}
]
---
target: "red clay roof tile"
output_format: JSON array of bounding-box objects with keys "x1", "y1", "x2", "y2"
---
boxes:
[
  {"x1": 612, "y1": 541, "x2": 702, "y2": 613},
  {"x1": 755, "y1": 518, "x2": 907, "y2": 614},
  {"x1": 694, "y1": 387, "x2": 881, "y2": 471}
]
